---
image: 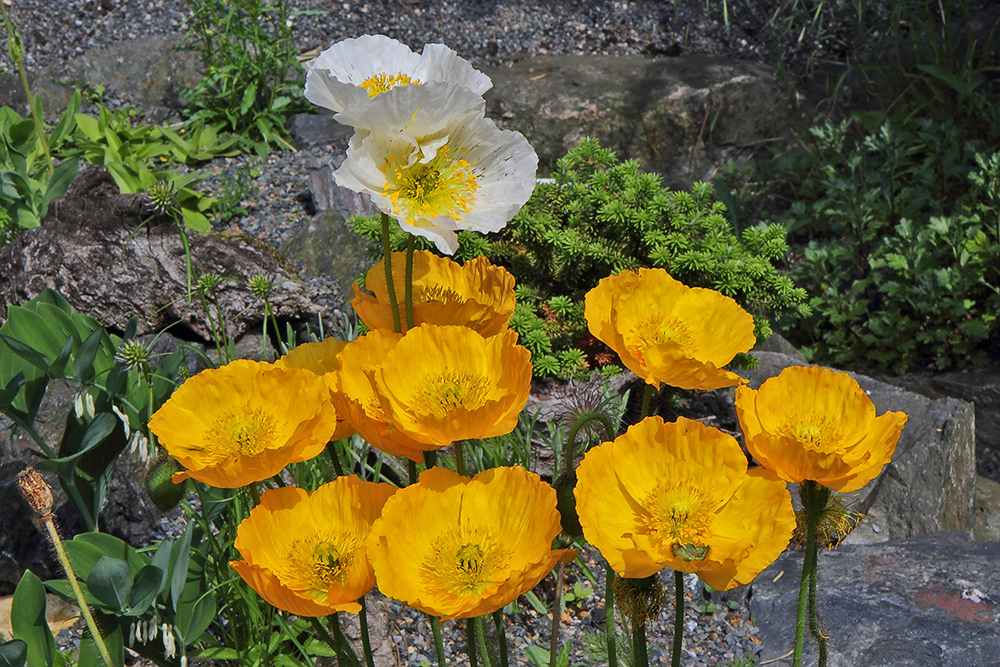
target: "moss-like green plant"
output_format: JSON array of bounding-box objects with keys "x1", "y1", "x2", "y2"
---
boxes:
[{"x1": 352, "y1": 138, "x2": 809, "y2": 379}]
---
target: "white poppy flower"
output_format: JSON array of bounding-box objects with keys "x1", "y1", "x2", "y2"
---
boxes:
[
  {"x1": 333, "y1": 84, "x2": 537, "y2": 255},
  {"x1": 304, "y1": 34, "x2": 492, "y2": 118}
]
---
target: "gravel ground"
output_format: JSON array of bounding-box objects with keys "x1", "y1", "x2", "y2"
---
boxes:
[{"x1": 2, "y1": 1, "x2": 865, "y2": 666}]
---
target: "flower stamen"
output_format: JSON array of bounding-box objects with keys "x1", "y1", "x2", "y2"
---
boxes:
[
  {"x1": 359, "y1": 72, "x2": 420, "y2": 98},
  {"x1": 381, "y1": 145, "x2": 480, "y2": 225}
]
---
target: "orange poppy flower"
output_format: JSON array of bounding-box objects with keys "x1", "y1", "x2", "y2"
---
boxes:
[
  {"x1": 371, "y1": 324, "x2": 532, "y2": 446},
  {"x1": 231, "y1": 477, "x2": 396, "y2": 616},
  {"x1": 574, "y1": 416, "x2": 795, "y2": 591},
  {"x1": 352, "y1": 251, "x2": 516, "y2": 336},
  {"x1": 367, "y1": 466, "x2": 575, "y2": 620},
  {"x1": 584, "y1": 268, "x2": 756, "y2": 390},
  {"x1": 735, "y1": 365, "x2": 908, "y2": 493},
  {"x1": 149, "y1": 360, "x2": 337, "y2": 488}
]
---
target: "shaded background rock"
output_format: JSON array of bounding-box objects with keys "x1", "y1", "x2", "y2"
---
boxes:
[
  {"x1": 0, "y1": 166, "x2": 325, "y2": 341},
  {"x1": 484, "y1": 54, "x2": 800, "y2": 186},
  {"x1": 750, "y1": 532, "x2": 1000, "y2": 667}
]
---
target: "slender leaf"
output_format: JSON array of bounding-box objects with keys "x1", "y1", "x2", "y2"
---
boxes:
[
  {"x1": 0, "y1": 640, "x2": 28, "y2": 667},
  {"x1": 11, "y1": 571, "x2": 56, "y2": 667}
]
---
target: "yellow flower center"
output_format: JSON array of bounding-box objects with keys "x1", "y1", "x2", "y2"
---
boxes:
[
  {"x1": 418, "y1": 284, "x2": 465, "y2": 305},
  {"x1": 207, "y1": 403, "x2": 278, "y2": 456},
  {"x1": 423, "y1": 525, "x2": 510, "y2": 598},
  {"x1": 381, "y1": 145, "x2": 479, "y2": 225},
  {"x1": 639, "y1": 484, "x2": 712, "y2": 558},
  {"x1": 285, "y1": 534, "x2": 360, "y2": 600},
  {"x1": 626, "y1": 314, "x2": 693, "y2": 363},
  {"x1": 415, "y1": 370, "x2": 491, "y2": 418},
  {"x1": 359, "y1": 72, "x2": 420, "y2": 98},
  {"x1": 787, "y1": 417, "x2": 846, "y2": 454}
]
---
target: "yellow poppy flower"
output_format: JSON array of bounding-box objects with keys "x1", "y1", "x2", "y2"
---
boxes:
[
  {"x1": 327, "y1": 330, "x2": 441, "y2": 462},
  {"x1": 149, "y1": 360, "x2": 337, "y2": 488},
  {"x1": 574, "y1": 416, "x2": 795, "y2": 591},
  {"x1": 275, "y1": 339, "x2": 354, "y2": 441},
  {"x1": 584, "y1": 268, "x2": 756, "y2": 390},
  {"x1": 372, "y1": 325, "x2": 532, "y2": 446},
  {"x1": 368, "y1": 466, "x2": 575, "y2": 620},
  {"x1": 735, "y1": 365, "x2": 908, "y2": 493},
  {"x1": 230, "y1": 477, "x2": 397, "y2": 616},
  {"x1": 352, "y1": 251, "x2": 516, "y2": 336}
]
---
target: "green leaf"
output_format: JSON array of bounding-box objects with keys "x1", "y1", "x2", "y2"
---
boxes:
[
  {"x1": 71, "y1": 328, "x2": 105, "y2": 385},
  {"x1": 180, "y1": 208, "x2": 211, "y2": 233},
  {"x1": 40, "y1": 159, "x2": 80, "y2": 218},
  {"x1": 11, "y1": 571, "x2": 56, "y2": 667},
  {"x1": 74, "y1": 114, "x2": 101, "y2": 142},
  {"x1": 87, "y1": 557, "x2": 131, "y2": 611},
  {"x1": 174, "y1": 589, "x2": 216, "y2": 644},
  {"x1": 0, "y1": 335, "x2": 52, "y2": 372},
  {"x1": 240, "y1": 84, "x2": 258, "y2": 115},
  {"x1": 46, "y1": 337, "x2": 74, "y2": 378},
  {"x1": 125, "y1": 565, "x2": 165, "y2": 616},
  {"x1": 0, "y1": 640, "x2": 28, "y2": 667},
  {"x1": 168, "y1": 521, "x2": 193, "y2": 610}
]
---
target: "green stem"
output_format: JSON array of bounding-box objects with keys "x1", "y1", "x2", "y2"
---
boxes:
[
  {"x1": 491, "y1": 611, "x2": 509, "y2": 667},
  {"x1": 423, "y1": 450, "x2": 438, "y2": 469},
  {"x1": 475, "y1": 617, "x2": 494, "y2": 667},
  {"x1": 466, "y1": 619, "x2": 479, "y2": 667},
  {"x1": 640, "y1": 384, "x2": 654, "y2": 420},
  {"x1": 408, "y1": 459, "x2": 419, "y2": 486},
  {"x1": 359, "y1": 597, "x2": 376, "y2": 667},
  {"x1": 45, "y1": 520, "x2": 114, "y2": 667},
  {"x1": 405, "y1": 236, "x2": 416, "y2": 330},
  {"x1": 455, "y1": 441, "x2": 467, "y2": 477},
  {"x1": 605, "y1": 563, "x2": 618, "y2": 667},
  {"x1": 807, "y1": 486, "x2": 829, "y2": 667},
  {"x1": 549, "y1": 561, "x2": 566, "y2": 667},
  {"x1": 792, "y1": 481, "x2": 822, "y2": 667},
  {"x1": 430, "y1": 615, "x2": 447, "y2": 666},
  {"x1": 380, "y1": 213, "x2": 402, "y2": 333},
  {"x1": 671, "y1": 570, "x2": 684, "y2": 667},
  {"x1": 326, "y1": 441, "x2": 346, "y2": 477},
  {"x1": 2, "y1": 3, "x2": 52, "y2": 177},
  {"x1": 329, "y1": 613, "x2": 362, "y2": 667},
  {"x1": 632, "y1": 616, "x2": 649, "y2": 667},
  {"x1": 246, "y1": 482, "x2": 260, "y2": 508}
]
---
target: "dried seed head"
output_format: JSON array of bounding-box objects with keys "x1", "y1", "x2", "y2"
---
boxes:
[
  {"x1": 612, "y1": 574, "x2": 665, "y2": 627},
  {"x1": 17, "y1": 467, "x2": 54, "y2": 518}
]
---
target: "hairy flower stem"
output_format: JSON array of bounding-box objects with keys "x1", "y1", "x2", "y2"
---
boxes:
[
  {"x1": 792, "y1": 480, "x2": 823, "y2": 667},
  {"x1": 632, "y1": 618, "x2": 650, "y2": 667},
  {"x1": 326, "y1": 441, "x2": 346, "y2": 477},
  {"x1": 466, "y1": 618, "x2": 479, "y2": 667},
  {"x1": 430, "y1": 615, "x2": 447, "y2": 666},
  {"x1": 359, "y1": 597, "x2": 376, "y2": 667},
  {"x1": 44, "y1": 520, "x2": 114, "y2": 667},
  {"x1": 423, "y1": 450, "x2": 438, "y2": 469},
  {"x1": 549, "y1": 561, "x2": 567, "y2": 667},
  {"x1": 455, "y1": 441, "x2": 467, "y2": 477},
  {"x1": 246, "y1": 482, "x2": 261, "y2": 508},
  {"x1": 606, "y1": 563, "x2": 618, "y2": 667},
  {"x1": 806, "y1": 483, "x2": 829, "y2": 666},
  {"x1": 475, "y1": 617, "x2": 494, "y2": 667},
  {"x1": 408, "y1": 459, "x2": 419, "y2": 485},
  {"x1": 670, "y1": 570, "x2": 684, "y2": 667},
  {"x1": 405, "y1": 237, "x2": 416, "y2": 329},
  {"x1": 640, "y1": 384, "x2": 654, "y2": 420},
  {"x1": 491, "y1": 611, "x2": 509, "y2": 667},
  {"x1": 380, "y1": 213, "x2": 402, "y2": 333}
]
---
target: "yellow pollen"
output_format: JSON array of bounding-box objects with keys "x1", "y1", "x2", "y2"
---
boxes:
[
  {"x1": 284, "y1": 535, "x2": 360, "y2": 600},
  {"x1": 423, "y1": 525, "x2": 510, "y2": 598},
  {"x1": 418, "y1": 284, "x2": 465, "y2": 305},
  {"x1": 380, "y1": 145, "x2": 479, "y2": 225},
  {"x1": 359, "y1": 72, "x2": 419, "y2": 98},
  {"x1": 207, "y1": 403, "x2": 278, "y2": 456},
  {"x1": 639, "y1": 484, "x2": 712, "y2": 549},
  {"x1": 627, "y1": 314, "x2": 692, "y2": 362},
  {"x1": 415, "y1": 370, "x2": 491, "y2": 418}
]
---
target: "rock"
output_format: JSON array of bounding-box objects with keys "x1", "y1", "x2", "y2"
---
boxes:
[
  {"x1": 27, "y1": 35, "x2": 202, "y2": 122},
  {"x1": 932, "y1": 367, "x2": 1000, "y2": 459},
  {"x1": 287, "y1": 112, "x2": 353, "y2": 152},
  {"x1": 317, "y1": 596, "x2": 395, "y2": 667},
  {"x1": 743, "y1": 352, "x2": 977, "y2": 543},
  {"x1": 750, "y1": 532, "x2": 1000, "y2": 666},
  {"x1": 0, "y1": 166, "x2": 324, "y2": 341},
  {"x1": 279, "y1": 209, "x2": 376, "y2": 312},
  {"x1": 974, "y1": 475, "x2": 1000, "y2": 542},
  {"x1": 483, "y1": 54, "x2": 800, "y2": 187}
]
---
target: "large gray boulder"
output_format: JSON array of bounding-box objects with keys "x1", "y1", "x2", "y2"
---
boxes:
[
  {"x1": 750, "y1": 532, "x2": 1000, "y2": 666},
  {"x1": 0, "y1": 166, "x2": 323, "y2": 340},
  {"x1": 483, "y1": 54, "x2": 800, "y2": 187}
]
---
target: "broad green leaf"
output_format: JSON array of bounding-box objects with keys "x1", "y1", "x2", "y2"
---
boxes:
[
  {"x1": 125, "y1": 565, "x2": 165, "y2": 616},
  {"x1": 74, "y1": 114, "x2": 101, "y2": 142},
  {"x1": 0, "y1": 640, "x2": 28, "y2": 667},
  {"x1": 71, "y1": 329, "x2": 105, "y2": 385},
  {"x1": 168, "y1": 521, "x2": 193, "y2": 610},
  {"x1": 87, "y1": 557, "x2": 131, "y2": 611},
  {"x1": 76, "y1": 610, "x2": 122, "y2": 667},
  {"x1": 180, "y1": 208, "x2": 211, "y2": 233},
  {"x1": 11, "y1": 571, "x2": 55, "y2": 667}
]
